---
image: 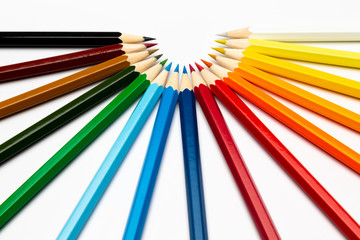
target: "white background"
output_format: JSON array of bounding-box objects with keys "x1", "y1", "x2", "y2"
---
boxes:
[{"x1": 1, "y1": 0, "x2": 360, "y2": 239}]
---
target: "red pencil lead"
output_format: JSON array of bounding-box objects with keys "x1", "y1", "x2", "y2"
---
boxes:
[
  {"x1": 189, "y1": 64, "x2": 196, "y2": 73},
  {"x1": 144, "y1": 43, "x2": 158, "y2": 48},
  {"x1": 195, "y1": 62, "x2": 204, "y2": 71},
  {"x1": 201, "y1": 59, "x2": 212, "y2": 68}
]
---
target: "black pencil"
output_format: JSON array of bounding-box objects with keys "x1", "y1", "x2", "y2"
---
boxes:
[{"x1": 0, "y1": 32, "x2": 155, "y2": 47}]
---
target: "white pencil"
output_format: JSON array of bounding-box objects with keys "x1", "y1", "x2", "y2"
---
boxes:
[{"x1": 217, "y1": 26, "x2": 360, "y2": 42}]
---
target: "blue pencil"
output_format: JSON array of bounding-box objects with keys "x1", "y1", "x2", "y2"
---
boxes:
[
  {"x1": 123, "y1": 64, "x2": 180, "y2": 240},
  {"x1": 57, "y1": 61, "x2": 171, "y2": 240},
  {"x1": 179, "y1": 66, "x2": 208, "y2": 240}
]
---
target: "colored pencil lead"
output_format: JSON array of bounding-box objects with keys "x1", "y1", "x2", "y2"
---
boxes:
[
  {"x1": 189, "y1": 64, "x2": 196, "y2": 73},
  {"x1": 215, "y1": 39, "x2": 227, "y2": 45},
  {"x1": 201, "y1": 59, "x2": 212, "y2": 68},
  {"x1": 148, "y1": 49, "x2": 159, "y2": 55},
  {"x1": 144, "y1": 43, "x2": 157, "y2": 48},
  {"x1": 208, "y1": 54, "x2": 217, "y2": 61},
  {"x1": 195, "y1": 62, "x2": 204, "y2": 71},
  {"x1": 174, "y1": 64, "x2": 180, "y2": 72},
  {"x1": 211, "y1": 47, "x2": 226, "y2": 54},
  {"x1": 143, "y1": 36, "x2": 156, "y2": 42},
  {"x1": 182, "y1": 65, "x2": 187, "y2": 74},
  {"x1": 160, "y1": 59, "x2": 168, "y2": 66},
  {"x1": 165, "y1": 62, "x2": 173, "y2": 71}
]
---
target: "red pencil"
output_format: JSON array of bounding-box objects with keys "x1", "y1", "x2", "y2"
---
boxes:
[
  {"x1": 200, "y1": 59, "x2": 360, "y2": 240},
  {"x1": 0, "y1": 43, "x2": 156, "y2": 82},
  {"x1": 190, "y1": 63, "x2": 280, "y2": 240}
]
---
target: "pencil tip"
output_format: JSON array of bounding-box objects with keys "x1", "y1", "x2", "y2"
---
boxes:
[
  {"x1": 143, "y1": 36, "x2": 156, "y2": 42},
  {"x1": 201, "y1": 59, "x2": 212, "y2": 68},
  {"x1": 174, "y1": 64, "x2": 180, "y2": 73},
  {"x1": 149, "y1": 49, "x2": 159, "y2": 55},
  {"x1": 154, "y1": 53, "x2": 162, "y2": 59},
  {"x1": 144, "y1": 43, "x2": 157, "y2": 48},
  {"x1": 160, "y1": 59, "x2": 168, "y2": 66},
  {"x1": 215, "y1": 39, "x2": 227, "y2": 45},
  {"x1": 195, "y1": 62, "x2": 204, "y2": 71},
  {"x1": 165, "y1": 62, "x2": 172, "y2": 71},
  {"x1": 212, "y1": 47, "x2": 225, "y2": 54},
  {"x1": 208, "y1": 54, "x2": 217, "y2": 60},
  {"x1": 183, "y1": 66, "x2": 187, "y2": 74},
  {"x1": 189, "y1": 64, "x2": 196, "y2": 73},
  {"x1": 216, "y1": 32, "x2": 227, "y2": 37}
]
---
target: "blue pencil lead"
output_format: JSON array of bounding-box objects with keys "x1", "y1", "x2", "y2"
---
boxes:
[
  {"x1": 165, "y1": 62, "x2": 172, "y2": 71},
  {"x1": 174, "y1": 64, "x2": 180, "y2": 73},
  {"x1": 183, "y1": 66, "x2": 187, "y2": 74}
]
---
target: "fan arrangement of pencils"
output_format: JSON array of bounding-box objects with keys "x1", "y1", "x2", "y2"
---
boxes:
[{"x1": 0, "y1": 28, "x2": 360, "y2": 239}]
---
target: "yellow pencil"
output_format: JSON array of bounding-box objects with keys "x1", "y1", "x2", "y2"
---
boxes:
[
  {"x1": 209, "y1": 51, "x2": 360, "y2": 99},
  {"x1": 215, "y1": 38, "x2": 360, "y2": 69},
  {"x1": 203, "y1": 59, "x2": 360, "y2": 132}
]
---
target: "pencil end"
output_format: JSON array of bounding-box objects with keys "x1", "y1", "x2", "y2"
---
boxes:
[
  {"x1": 182, "y1": 66, "x2": 187, "y2": 74},
  {"x1": 149, "y1": 49, "x2": 159, "y2": 56},
  {"x1": 174, "y1": 64, "x2": 180, "y2": 73},
  {"x1": 212, "y1": 47, "x2": 225, "y2": 54},
  {"x1": 189, "y1": 64, "x2": 196, "y2": 73},
  {"x1": 201, "y1": 59, "x2": 212, "y2": 68},
  {"x1": 215, "y1": 39, "x2": 227, "y2": 45},
  {"x1": 208, "y1": 54, "x2": 217, "y2": 60},
  {"x1": 144, "y1": 43, "x2": 157, "y2": 48},
  {"x1": 160, "y1": 59, "x2": 168, "y2": 66}
]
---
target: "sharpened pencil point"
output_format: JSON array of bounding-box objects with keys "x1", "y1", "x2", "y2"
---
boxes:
[
  {"x1": 216, "y1": 32, "x2": 227, "y2": 37},
  {"x1": 154, "y1": 53, "x2": 162, "y2": 60},
  {"x1": 215, "y1": 39, "x2": 227, "y2": 45},
  {"x1": 149, "y1": 49, "x2": 159, "y2": 55},
  {"x1": 143, "y1": 36, "x2": 156, "y2": 42},
  {"x1": 174, "y1": 64, "x2": 180, "y2": 73},
  {"x1": 201, "y1": 59, "x2": 212, "y2": 68},
  {"x1": 160, "y1": 59, "x2": 168, "y2": 66},
  {"x1": 165, "y1": 62, "x2": 172, "y2": 71},
  {"x1": 208, "y1": 54, "x2": 217, "y2": 60},
  {"x1": 144, "y1": 43, "x2": 158, "y2": 48},
  {"x1": 195, "y1": 62, "x2": 204, "y2": 71},
  {"x1": 212, "y1": 47, "x2": 225, "y2": 54},
  {"x1": 189, "y1": 64, "x2": 195, "y2": 73},
  {"x1": 183, "y1": 66, "x2": 187, "y2": 74}
]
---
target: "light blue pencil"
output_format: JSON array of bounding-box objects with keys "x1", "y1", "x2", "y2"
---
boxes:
[
  {"x1": 123, "y1": 64, "x2": 180, "y2": 240},
  {"x1": 57, "y1": 60, "x2": 171, "y2": 240}
]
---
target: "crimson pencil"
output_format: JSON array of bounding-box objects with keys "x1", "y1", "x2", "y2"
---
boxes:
[
  {"x1": 201, "y1": 60, "x2": 360, "y2": 240},
  {"x1": 0, "y1": 43, "x2": 157, "y2": 82},
  {"x1": 191, "y1": 64, "x2": 280, "y2": 240}
]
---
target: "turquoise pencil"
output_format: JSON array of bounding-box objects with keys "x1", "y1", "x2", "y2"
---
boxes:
[
  {"x1": 57, "y1": 60, "x2": 170, "y2": 240},
  {"x1": 123, "y1": 64, "x2": 180, "y2": 240}
]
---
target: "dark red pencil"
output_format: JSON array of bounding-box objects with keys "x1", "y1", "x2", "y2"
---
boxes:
[
  {"x1": 0, "y1": 43, "x2": 156, "y2": 82},
  {"x1": 201, "y1": 59, "x2": 360, "y2": 240},
  {"x1": 190, "y1": 63, "x2": 280, "y2": 240}
]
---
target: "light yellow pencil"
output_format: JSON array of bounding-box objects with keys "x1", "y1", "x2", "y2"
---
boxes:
[
  {"x1": 203, "y1": 58, "x2": 360, "y2": 132},
  {"x1": 210, "y1": 51, "x2": 360, "y2": 99},
  {"x1": 217, "y1": 26, "x2": 360, "y2": 42},
  {"x1": 215, "y1": 38, "x2": 360, "y2": 69}
]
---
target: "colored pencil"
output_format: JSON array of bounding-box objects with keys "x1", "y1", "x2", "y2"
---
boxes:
[
  {"x1": 215, "y1": 38, "x2": 360, "y2": 69},
  {"x1": 224, "y1": 70, "x2": 360, "y2": 174},
  {"x1": 57, "y1": 61, "x2": 171, "y2": 240},
  {"x1": 212, "y1": 47, "x2": 244, "y2": 61},
  {"x1": 204, "y1": 59, "x2": 360, "y2": 132},
  {"x1": 0, "y1": 32, "x2": 155, "y2": 47},
  {"x1": 0, "y1": 50, "x2": 156, "y2": 119},
  {"x1": 217, "y1": 26, "x2": 360, "y2": 42},
  {"x1": 210, "y1": 51, "x2": 360, "y2": 98},
  {"x1": 179, "y1": 66, "x2": 208, "y2": 240},
  {"x1": 0, "y1": 58, "x2": 165, "y2": 228},
  {"x1": 123, "y1": 64, "x2": 179, "y2": 240},
  {"x1": 0, "y1": 43, "x2": 157, "y2": 83},
  {"x1": 200, "y1": 61, "x2": 360, "y2": 239},
  {"x1": 0, "y1": 55, "x2": 162, "y2": 163},
  {"x1": 191, "y1": 63, "x2": 280, "y2": 240}
]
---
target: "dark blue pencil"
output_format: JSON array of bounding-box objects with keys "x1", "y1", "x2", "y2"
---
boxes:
[{"x1": 179, "y1": 66, "x2": 208, "y2": 240}]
